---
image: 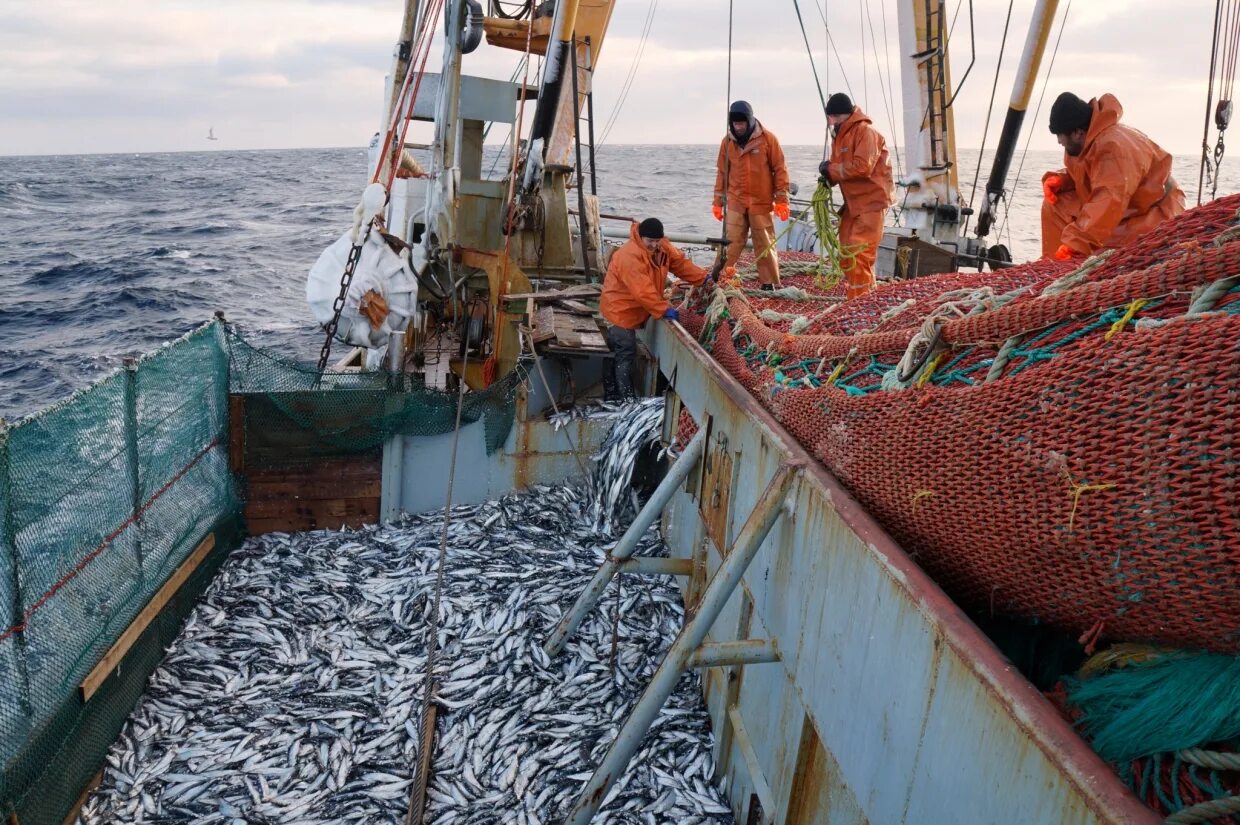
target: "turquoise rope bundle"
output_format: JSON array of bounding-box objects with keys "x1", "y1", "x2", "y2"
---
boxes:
[{"x1": 1065, "y1": 651, "x2": 1240, "y2": 763}]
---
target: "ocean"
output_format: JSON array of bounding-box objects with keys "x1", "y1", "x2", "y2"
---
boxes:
[{"x1": 0, "y1": 144, "x2": 1228, "y2": 420}]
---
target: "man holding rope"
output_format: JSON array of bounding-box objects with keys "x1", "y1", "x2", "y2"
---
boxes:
[{"x1": 819, "y1": 93, "x2": 896, "y2": 300}]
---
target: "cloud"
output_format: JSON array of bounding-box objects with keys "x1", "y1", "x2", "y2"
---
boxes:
[{"x1": 0, "y1": 0, "x2": 1220, "y2": 156}]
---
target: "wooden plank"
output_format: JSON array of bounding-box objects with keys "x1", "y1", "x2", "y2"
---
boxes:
[
  {"x1": 61, "y1": 770, "x2": 103, "y2": 825},
  {"x1": 531, "y1": 306, "x2": 557, "y2": 343},
  {"x1": 228, "y1": 396, "x2": 245, "y2": 473},
  {"x1": 80, "y1": 534, "x2": 216, "y2": 702},
  {"x1": 554, "y1": 299, "x2": 595, "y2": 314},
  {"x1": 245, "y1": 501, "x2": 379, "y2": 535},
  {"x1": 577, "y1": 331, "x2": 608, "y2": 350},
  {"x1": 552, "y1": 313, "x2": 582, "y2": 347},
  {"x1": 245, "y1": 456, "x2": 381, "y2": 484},
  {"x1": 244, "y1": 496, "x2": 379, "y2": 519},
  {"x1": 246, "y1": 479, "x2": 382, "y2": 502}
]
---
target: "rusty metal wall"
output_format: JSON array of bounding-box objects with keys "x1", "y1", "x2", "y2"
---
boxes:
[
  {"x1": 645, "y1": 322, "x2": 1158, "y2": 825},
  {"x1": 389, "y1": 356, "x2": 607, "y2": 515}
]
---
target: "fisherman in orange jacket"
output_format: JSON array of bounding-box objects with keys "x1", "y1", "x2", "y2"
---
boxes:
[
  {"x1": 600, "y1": 218, "x2": 709, "y2": 401},
  {"x1": 1041, "y1": 92, "x2": 1185, "y2": 260},
  {"x1": 818, "y1": 93, "x2": 896, "y2": 300},
  {"x1": 713, "y1": 101, "x2": 791, "y2": 291}
]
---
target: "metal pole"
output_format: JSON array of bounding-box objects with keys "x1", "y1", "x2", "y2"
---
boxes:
[
  {"x1": 585, "y1": 37, "x2": 598, "y2": 196},
  {"x1": 687, "y1": 639, "x2": 779, "y2": 669},
  {"x1": 123, "y1": 358, "x2": 145, "y2": 582},
  {"x1": 569, "y1": 36, "x2": 593, "y2": 281},
  {"x1": 0, "y1": 419, "x2": 34, "y2": 716},
  {"x1": 617, "y1": 557, "x2": 692, "y2": 576},
  {"x1": 975, "y1": 0, "x2": 1060, "y2": 237},
  {"x1": 564, "y1": 461, "x2": 800, "y2": 825},
  {"x1": 543, "y1": 428, "x2": 708, "y2": 657}
]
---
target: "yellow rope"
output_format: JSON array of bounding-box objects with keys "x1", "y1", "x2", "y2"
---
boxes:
[
  {"x1": 911, "y1": 490, "x2": 936, "y2": 512},
  {"x1": 1078, "y1": 643, "x2": 1169, "y2": 678},
  {"x1": 1104, "y1": 298, "x2": 1149, "y2": 341},
  {"x1": 1067, "y1": 476, "x2": 1118, "y2": 531},
  {"x1": 915, "y1": 352, "x2": 945, "y2": 388}
]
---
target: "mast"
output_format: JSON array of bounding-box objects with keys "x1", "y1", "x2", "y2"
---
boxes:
[
  {"x1": 520, "y1": 0, "x2": 582, "y2": 193},
  {"x1": 897, "y1": 0, "x2": 963, "y2": 242},
  {"x1": 975, "y1": 0, "x2": 1060, "y2": 240}
]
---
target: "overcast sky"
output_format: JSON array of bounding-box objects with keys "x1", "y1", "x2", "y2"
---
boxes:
[{"x1": 0, "y1": 0, "x2": 1221, "y2": 157}]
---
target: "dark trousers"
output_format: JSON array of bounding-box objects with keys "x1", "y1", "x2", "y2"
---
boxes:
[{"x1": 603, "y1": 325, "x2": 638, "y2": 401}]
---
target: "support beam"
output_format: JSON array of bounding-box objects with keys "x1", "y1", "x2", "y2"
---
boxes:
[
  {"x1": 564, "y1": 461, "x2": 801, "y2": 825},
  {"x1": 79, "y1": 533, "x2": 216, "y2": 702},
  {"x1": 543, "y1": 428, "x2": 707, "y2": 657},
  {"x1": 617, "y1": 557, "x2": 692, "y2": 576},
  {"x1": 688, "y1": 639, "x2": 779, "y2": 669}
]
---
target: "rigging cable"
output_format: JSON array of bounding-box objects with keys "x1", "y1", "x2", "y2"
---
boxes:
[
  {"x1": 962, "y1": 0, "x2": 1014, "y2": 236},
  {"x1": 862, "y1": 0, "x2": 903, "y2": 179},
  {"x1": 596, "y1": 0, "x2": 659, "y2": 146},
  {"x1": 997, "y1": 0, "x2": 1072, "y2": 246},
  {"x1": 791, "y1": 0, "x2": 829, "y2": 111},
  {"x1": 810, "y1": 0, "x2": 856, "y2": 97},
  {"x1": 1199, "y1": 0, "x2": 1224, "y2": 204},
  {"x1": 1202, "y1": 0, "x2": 1240, "y2": 203}
]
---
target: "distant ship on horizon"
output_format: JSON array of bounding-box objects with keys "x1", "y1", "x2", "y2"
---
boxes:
[{"x1": 207, "y1": 126, "x2": 218, "y2": 141}]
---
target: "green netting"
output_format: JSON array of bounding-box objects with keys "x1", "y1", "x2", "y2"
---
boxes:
[
  {"x1": 225, "y1": 327, "x2": 521, "y2": 458},
  {"x1": 0, "y1": 321, "x2": 238, "y2": 824}
]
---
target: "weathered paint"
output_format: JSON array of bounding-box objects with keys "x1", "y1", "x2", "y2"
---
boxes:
[
  {"x1": 391, "y1": 355, "x2": 609, "y2": 515},
  {"x1": 688, "y1": 639, "x2": 779, "y2": 669},
  {"x1": 644, "y1": 321, "x2": 1157, "y2": 825}
]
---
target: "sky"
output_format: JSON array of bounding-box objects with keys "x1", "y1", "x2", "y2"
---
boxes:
[{"x1": 0, "y1": 0, "x2": 1222, "y2": 157}]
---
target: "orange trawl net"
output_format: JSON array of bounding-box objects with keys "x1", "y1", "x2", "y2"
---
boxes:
[{"x1": 677, "y1": 196, "x2": 1240, "y2": 654}]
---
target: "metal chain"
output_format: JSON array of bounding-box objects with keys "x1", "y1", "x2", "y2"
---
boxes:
[{"x1": 316, "y1": 225, "x2": 371, "y2": 373}]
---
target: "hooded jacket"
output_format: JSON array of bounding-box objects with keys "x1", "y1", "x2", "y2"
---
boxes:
[
  {"x1": 713, "y1": 121, "x2": 791, "y2": 212},
  {"x1": 1046, "y1": 94, "x2": 1184, "y2": 255},
  {"x1": 825, "y1": 107, "x2": 896, "y2": 214},
  {"x1": 600, "y1": 223, "x2": 708, "y2": 329}
]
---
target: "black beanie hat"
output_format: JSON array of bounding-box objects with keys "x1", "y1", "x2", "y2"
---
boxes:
[
  {"x1": 637, "y1": 218, "x2": 664, "y2": 239},
  {"x1": 825, "y1": 93, "x2": 853, "y2": 116},
  {"x1": 1048, "y1": 92, "x2": 1092, "y2": 135},
  {"x1": 728, "y1": 100, "x2": 754, "y2": 120}
]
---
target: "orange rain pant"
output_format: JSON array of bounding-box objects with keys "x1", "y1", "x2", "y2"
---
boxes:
[
  {"x1": 840, "y1": 208, "x2": 886, "y2": 299},
  {"x1": 1040, "y1": 187, "x2": 1185, "y2": 258},
  {"x1": 725, "y1": 208, "x2": 779, "y2": 286}
]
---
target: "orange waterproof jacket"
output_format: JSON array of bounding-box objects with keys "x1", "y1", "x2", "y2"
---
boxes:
[
  {"x1": 825, "y1": 107, "x2": 896, "y2": 214},
  {"x1": 1046, "y1": 94, "x2": 1183, "y2": 255},
  {"x1": 713, "y1": 122, "x2": 791, "y2": 212},
  {"x1": 600, "y1": 223, "x2": 709, "y2": 329}
]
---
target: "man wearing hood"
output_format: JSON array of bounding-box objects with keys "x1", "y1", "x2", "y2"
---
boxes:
[
  {"x1": 713, "y1": 101, "x2": 791, "y2": 290},
  {"x1": 599, "y1": 218, "x2": 709, "y2": 401},
  {"x1": 1041, "y1": 92, "x2": 1185, "y2": 261},
  {"x1": 818, "y1": 93, "x2": 895, "y2": 299}
]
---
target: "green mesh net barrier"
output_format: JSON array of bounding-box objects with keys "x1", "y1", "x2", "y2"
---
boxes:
[
  {"x1": 0, "y1": 321, "x2": 239, "y2": 824},
  {"x1": 0, "y1": 319, "x2": 523, "y2": 824},
  {"x1": 225, "y1": 328, "x2": 520, "y2": 458}
]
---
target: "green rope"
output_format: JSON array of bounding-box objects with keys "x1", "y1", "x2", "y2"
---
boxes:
[{"x1": 810, "y1": 181, "x2": 860, "y2": 291}]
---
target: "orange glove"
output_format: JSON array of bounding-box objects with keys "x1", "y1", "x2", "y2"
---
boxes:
[
  {"x1": 1053, "y1": 243, "x2": 1078, "y2": 261},
  {"x1": 712, "y1": 204, "x2": 724, "y2": 221},
  {"x1": 774, "y1": 201, "x2": 790, "y2": 221},
  {"x1": 1043, "y1": 174, "x2": 1063, "y2": 205}
]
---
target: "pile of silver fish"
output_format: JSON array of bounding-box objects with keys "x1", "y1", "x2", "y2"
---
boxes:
[
  {"x1": 586, "y1": 397, "x2": 666, "y2": 536},
  {"x1": 77, "y1": 481, "x2": 732, "y2": 824},
  {"x1": 548, "y1": 400, "x2": 627, "y2": 430}
]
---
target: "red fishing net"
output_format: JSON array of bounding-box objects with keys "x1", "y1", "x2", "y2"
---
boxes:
[{"x1": 679, "y1": 197, "x2": 1240, "y2": 655}]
